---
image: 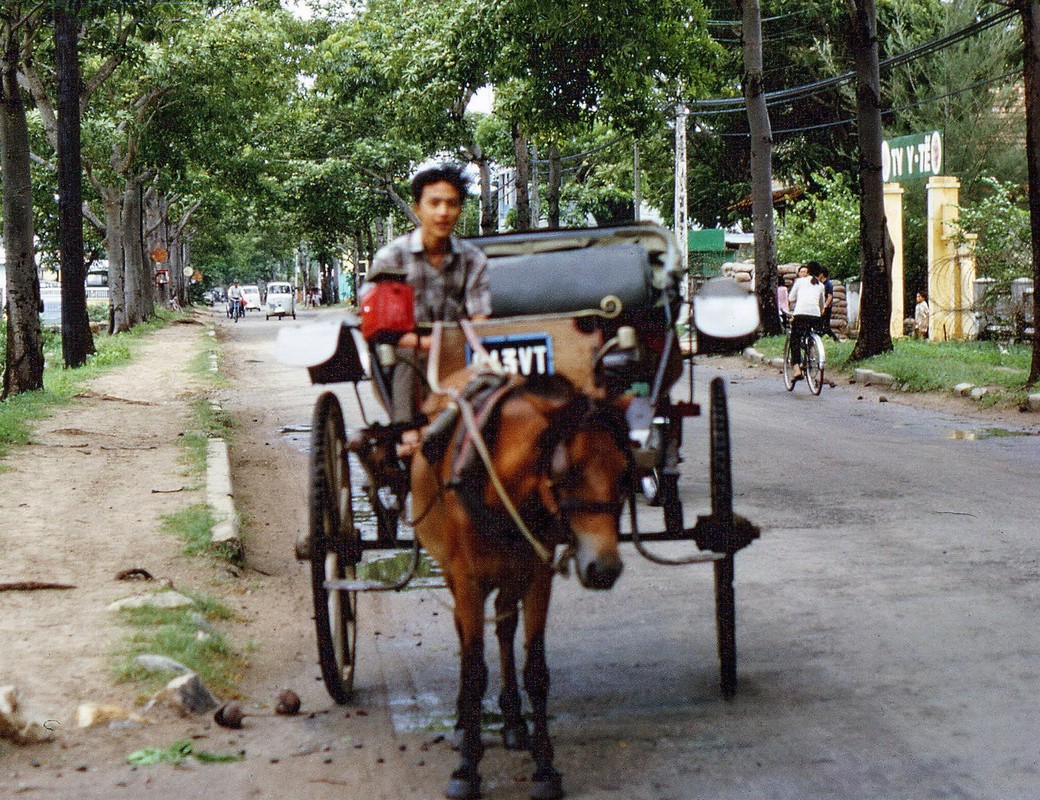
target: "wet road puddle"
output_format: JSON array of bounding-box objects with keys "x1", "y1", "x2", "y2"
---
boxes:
[
  {"x1": 358, "y1": 551, "x2": 444, "y2": 590},
  {"x1": 278, "y1": 423, "x2": 311, "y2": 451},
  {"x1": 946, "y1": 427, "x2": 1035, "y2": 440}
]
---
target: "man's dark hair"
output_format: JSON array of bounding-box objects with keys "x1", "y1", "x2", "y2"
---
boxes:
[
  {"x1": 411, "y1": 164, "x2": 469, "y2": 204},
  {"x1": 805, "y1": 260, "x2": 823, "y2": 276}
]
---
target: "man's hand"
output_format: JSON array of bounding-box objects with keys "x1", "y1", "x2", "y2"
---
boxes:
[{"x1": 398, "y1": 332, "x2": 431, "y2": 352}]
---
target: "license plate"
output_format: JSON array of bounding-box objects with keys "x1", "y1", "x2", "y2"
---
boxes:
[{"x1": 467, "y1": 333, "x2": 554, "y2": 376}]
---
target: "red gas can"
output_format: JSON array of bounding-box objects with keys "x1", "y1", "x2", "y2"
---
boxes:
[{"x1": 360, "y1": 280, "x2": 415, "y2": 341}]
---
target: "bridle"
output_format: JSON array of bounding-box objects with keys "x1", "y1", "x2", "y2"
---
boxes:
[{"x1": 541, "y1": 399, "x2": 631, "y2": 554}]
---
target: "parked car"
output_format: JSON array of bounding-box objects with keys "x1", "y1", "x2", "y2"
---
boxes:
[
  {"x1": 202, "y1": 290, "x2": 216, "y2": 306},
  {"x1": 241, "y1": 284, "x2": 262, "y2": 312},
  {"x1": 265, "y1": 281, "x2": 296, "y2": 320}
]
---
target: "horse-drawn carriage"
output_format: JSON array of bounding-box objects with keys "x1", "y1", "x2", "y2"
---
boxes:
[{"x1": 277, "y1": 223, "x2": 761, "y2": 799}]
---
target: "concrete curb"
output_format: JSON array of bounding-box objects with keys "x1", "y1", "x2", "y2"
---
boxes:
[
  {"x1": 852, "y1": 368, "x2": 897, "y2": 387},
  {"x1": 206, "y1": 436, "x2": 241, "y2": 555}
]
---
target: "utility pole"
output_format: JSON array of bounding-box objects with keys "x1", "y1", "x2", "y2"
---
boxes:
[
  {"x1": 633, "y1": 142, "x2": 641, "y2": 222},
  {"x1": 673, "y1": 102, "x2": 689, "y2": 282}
]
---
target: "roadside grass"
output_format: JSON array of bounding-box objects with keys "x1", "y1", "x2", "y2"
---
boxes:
[
  {"x1": 754, "y1": 336, "x2": 1032, "y2": 403},
  {"x1": 159, "y1": 502, "x2": 243, "y2": 563},
  {"x1": 188, "y1": 327, "x2": 228, "y2": 388},
  {"x1": 0, "y1": 312, "x2": 174, "y2": 463},
  {"x1": 180, "y1": 397, "x2": 234, "y2": 479},
  {"x1": 110, "y1": 589, "x2": 244, "y2": 698},
  {"x1": 160, "y1": 503, "x2": 218, "y2": 556}
]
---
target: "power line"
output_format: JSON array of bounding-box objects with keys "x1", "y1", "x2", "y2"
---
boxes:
[
  {"x1": 688, "y1": 7, "x2": 1018, "y2": 112},
  {"x1": 714, "y1": 68, "x2": 1020, "y2": 138}
]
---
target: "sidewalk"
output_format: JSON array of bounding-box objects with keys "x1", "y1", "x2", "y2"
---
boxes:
[{"x1": 0, "y1": 318, "x2": 220, "y2": 720}]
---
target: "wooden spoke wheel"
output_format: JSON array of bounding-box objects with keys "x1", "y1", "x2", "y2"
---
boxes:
[
  {"x1": 309, "y1": 392, "x2": 359, "y2": 704},
  {"x1": 709, "y1": 377, "x2": 737, "y2": 700}
]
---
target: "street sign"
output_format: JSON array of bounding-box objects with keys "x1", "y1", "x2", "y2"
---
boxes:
[{"x1": 882, "y1": 131, "x2": 943, "y2": 183}]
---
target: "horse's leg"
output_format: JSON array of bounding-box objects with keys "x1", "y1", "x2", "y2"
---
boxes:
[
  {"x1": 447, "y1": 580, "x2": 488, "y2": 800},
  {"x1": 495, "y1": 588, "x2": 530, "y2": 751},
  {"x1": 522, "y1": 570, "x2": 564, "y2": 800}
]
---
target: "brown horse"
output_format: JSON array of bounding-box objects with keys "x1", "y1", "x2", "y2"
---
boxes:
[{"x1": 411, "y1": 373, "x2": 631, "y2": 800}]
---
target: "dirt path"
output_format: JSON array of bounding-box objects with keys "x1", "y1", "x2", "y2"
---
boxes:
[
  {"x1": 0, "y1": 317, "x2": 214, "y2": 720},
  {"x1": 0, "y1": 310, "x2": 440, "y2": 799}
]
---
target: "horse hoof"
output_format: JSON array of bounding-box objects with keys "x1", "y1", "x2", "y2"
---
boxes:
[
  {"x1": 530, "y1": 770, "x2": 564, "y2": 800},
  {"x1": 501, "y1": 724, "x2": 530, "y2": 751},
  {"x1": 445, "y1": 776, "x2": 481, "y2": 799}
]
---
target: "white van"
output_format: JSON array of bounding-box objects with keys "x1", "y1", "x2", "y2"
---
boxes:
[
  {"x1": 241, "y1": 284, "x2": 262, "y2": 312},
  {"x1": 265, "y1": 281, "x2": 296, "y2": 320}
]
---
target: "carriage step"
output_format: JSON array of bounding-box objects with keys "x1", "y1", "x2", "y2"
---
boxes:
[{"x1": 324, "y1": 577, "x2": 447, "y2": 592}]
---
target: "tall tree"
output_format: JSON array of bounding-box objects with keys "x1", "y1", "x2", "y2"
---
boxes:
[
  {"x1": 738, "y1": 0, "x2": 781, "y2": 335},
  {"x1": 847, "y1": 0, "x2": 893, "y2": 360},
  {"x1": 1, "y1": 3, "x2": 44, "y2": 397},
  {"x1": 55, "y1": 1, "x2": 94, "y2": 365},
  {"x1": 1018, "y1": 0, "x2": 1040, "y2": 384}
]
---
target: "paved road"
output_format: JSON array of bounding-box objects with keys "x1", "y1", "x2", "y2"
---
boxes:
[{"x1": 74, "y1": 309, "x2": 1040, "y2": 800}]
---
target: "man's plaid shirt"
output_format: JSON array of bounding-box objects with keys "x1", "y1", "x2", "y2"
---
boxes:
[{"x1": 367, "y1": 229, "x2": 492, "y2": 323}]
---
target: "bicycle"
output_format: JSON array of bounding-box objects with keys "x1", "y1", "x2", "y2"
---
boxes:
[
  {"x1": 230, "y1": 297, "x2": 245, "y2": 323},
  {"x1": 782, "y1": 317, "x2": 826, "y2": 395}
]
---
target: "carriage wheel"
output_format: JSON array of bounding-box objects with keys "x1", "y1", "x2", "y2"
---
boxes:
[
  {"x1": 309, "y1": 392, "x2": 359, "y2": 704},
  {"x1": 782, "y1": 337, "x2": 795, "y2": 391},
  {"x1": 709, "y1": 377, "x2": 737, "y2": 700}
]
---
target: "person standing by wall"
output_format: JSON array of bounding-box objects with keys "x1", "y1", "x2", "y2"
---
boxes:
[
  {"x1": 815, "y1": 264, "x2": 838, "y2": 341},
  {"x1": 914, "y1": 291, "x2": 930, "y2": 339}
]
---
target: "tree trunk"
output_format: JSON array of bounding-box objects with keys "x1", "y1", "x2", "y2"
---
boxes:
[
  {"x1": 741, "y1": 0, "x2": 781, "y2": 336},
  {"x1": 1023, "y1": 1, "x2": 1040, "y2": 385},
  {"x1": 144, "y1": 187, "x2": 167, "y2": 308},
  {"x1": 512, "y1": 121, "x2": 531, "y2": 232},
  {"x1": 122, "y1": 181, "x2": 149, "y2": 325},
  {"x1": 546, "y1": 142, "x2": 561, "y2": 230},
  {"x1": 477, "y1": 155, "x2": 496, "y2": 235},
  {"x1": 320, "y1": 259, "x2": 334, "y2": 305},
  {"x1": 847, "y1": 0, "x2": 894, "y2": 360},
  {"x1": 55, "y1": 4, "x2": 94, "y2": 367},
  {"x1": 102, "y1": 186, "x2": 129, "y2": 333},
  {"x1": 1, "y1": 25, "x2": 44, "y2": 397}
]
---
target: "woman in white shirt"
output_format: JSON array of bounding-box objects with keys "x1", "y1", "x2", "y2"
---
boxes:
[{"x1": 786, "y1": 262, "x2": 826, "y2": 380}]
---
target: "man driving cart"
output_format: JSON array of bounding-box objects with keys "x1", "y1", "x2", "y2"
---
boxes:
[{"x1": 363, "y1": 164, "x2": 491, "y2": 456}]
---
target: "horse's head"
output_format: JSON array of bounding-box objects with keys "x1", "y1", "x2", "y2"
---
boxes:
[{"x1": 534, "y1": 387, "x2": 630, "y2": 590}]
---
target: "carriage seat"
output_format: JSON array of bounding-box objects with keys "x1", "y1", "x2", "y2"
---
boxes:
[{"x1": 487, "y1": 243, "x2": 656, "y2": 318}]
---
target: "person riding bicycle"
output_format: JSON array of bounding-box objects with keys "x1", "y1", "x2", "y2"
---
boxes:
[
  {"x1": 227, "y1": 281, "x2": 244, "y2": 317},
  {"x1": 787, "y1": 262, "x2": 826, "y2": 381}
]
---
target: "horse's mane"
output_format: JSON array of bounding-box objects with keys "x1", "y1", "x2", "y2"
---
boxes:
[{"x1": 513, "y1": 372, "x2": 578, "y2": 402}]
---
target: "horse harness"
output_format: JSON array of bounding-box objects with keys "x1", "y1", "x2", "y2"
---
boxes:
[{"x1": 419, "y1": 372, "x2": 630, "y2": 571}]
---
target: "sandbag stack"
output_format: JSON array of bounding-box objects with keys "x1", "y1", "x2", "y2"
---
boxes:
[
  {"x1": 721, "y1": 261, "x2": 754, "y2": 286},
  {"x1": 829, "y1": 282, "x2": 848, "y2": 336}
]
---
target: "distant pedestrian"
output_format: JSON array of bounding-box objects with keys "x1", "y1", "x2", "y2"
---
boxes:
[
  {"x1": 776, "y1": 274, "x2": 790, "y2": 327},
  {"x1": 816, "y1": 265, "x2": 838, "y2": 341},
  {"x1": 914, "y1": 291, "x2": 930, "y2": 339}
]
